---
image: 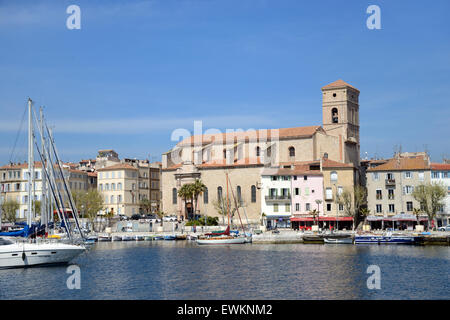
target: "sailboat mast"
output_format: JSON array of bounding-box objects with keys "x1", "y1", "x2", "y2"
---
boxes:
[
  {"x1": 27, "y1": 98, "x2": 34, "y2": 227},
  {"x1": 226, "y1": 172, "x2": 230, "y2": 227},
  {"x1": 40, "y1": 107, "x2": 47, "y2": 234}
]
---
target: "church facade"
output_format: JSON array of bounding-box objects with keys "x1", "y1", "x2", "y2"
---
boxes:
[{"x1": 160, "y1": 80, "x2": 361, "y2": 224}]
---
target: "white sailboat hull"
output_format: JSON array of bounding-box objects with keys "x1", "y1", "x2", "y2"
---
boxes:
[
  {"x1": 197, "y1": 237, "x2": 246, "y2": 245},
  {"x1": 0, "y1": 241, "x2": 86, "y2": 269}
]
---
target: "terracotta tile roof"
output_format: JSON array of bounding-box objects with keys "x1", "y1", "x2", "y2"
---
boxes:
[
  {"x1": 97, "y1": 163, "x2": 138, "y2": 171},
  {"x1": 178, "y1": 126, "x2": 323, "y2": 146},
  {"x1": 431, "y1": 163, "x2": 450, "y2": 171},
  {"x1": 367, "y1": 157, "x2": 429, "y2": 172},
  {"x1": 322, "y1": 79, "x2": 359, "y2": 92},
  {"x1": 322, "y1": 158, "x2": 354, "y2": 169},
  {"x1": 0, "y1": 161, "x2": 43, "y2": 169}
]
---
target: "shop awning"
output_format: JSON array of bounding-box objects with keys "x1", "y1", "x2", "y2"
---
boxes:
[
  {"x1": 291, "y1": 216, "x2": 353, "y2": 222},
  {"x1": 366, "y1": 215, "x2": 428, "y2": 222}
]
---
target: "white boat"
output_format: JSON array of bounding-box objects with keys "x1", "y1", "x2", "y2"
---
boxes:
[
  {"x1": 0, "y1": 237, "x2": 85, "y2": 269},
  {"x1": 112, "y1": 235, "x2": 122, "y2": 241},
  {"x1": 122, "y1": 235, "x2": 133, "y2": 241},
  {"x1": 98, "y1": 235, "x2": 112, "y2": 242},
  {"x1": 197, "y1": 235, "x2": 246, "y2": 245},
  {"x1": 135, "y1": 235, "x2": 144, "y2": 241},
  {"x1": 324, "y1": 237, "x2": 353, "y2": 244}
]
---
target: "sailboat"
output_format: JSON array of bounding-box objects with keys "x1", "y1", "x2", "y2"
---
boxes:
[
  {"x1": 0, "y1": 99, "x2": 86, "y2": 268},
  {"x1": 196, "y1": 173, "x2": 246, "y2": 245}
]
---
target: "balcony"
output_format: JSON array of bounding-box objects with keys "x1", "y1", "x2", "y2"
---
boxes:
[
  {"x1": 385, "y1": 179, "x2": 396, "y2": 187},
  {"x1": 265, "y1": 194, "x2": 291, "y2": 203}
]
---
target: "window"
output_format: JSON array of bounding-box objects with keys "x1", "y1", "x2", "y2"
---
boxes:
[
  {"x1": 388, "y1": 189, "x2": 394, "y2": 200},
  {"x1": 305, "y1": 203, "x2": 310, "y2": 211},
  {"x1": 218, "y1": 187, "x2": 223, "y2": 201},
  {"x1": 99, "y1": 184, "x2": 103, "y2": 191},
  {"x1": 118, "y1": 183, "x2": 122, "y2": 190},
  {"x1": 111, "y1": 195, "x2": 114, "y2": 204},
  {"x1": 223, "y1": 149, "x2": 227, "y2": 159},
  {"x1": 327, "y1": 203, "x2": 332, "y2": 211},
  {"x1": 132, "y1": 183, "x2": 136, "y2": 190},
  {"x1": 273, "y1": 203, "x2": 279, "y2": 212},
  {"x1": 376, "y1": 204, "x2": 382, "y2": 213},
  {"x1": 172, "y1": 188, "x2": 177, "y2": 204},
  {"x1": 304, "y1": 175, "x2": 307, "y2": 181},
  {"x1": 431, "y1": 172, "x2": 440, "y2": 179},
  {"x1": 289, "y1": 147, "x2": 295, "y2": 157},
  {"x1": 111, "y1": 172, "x2": 115, "y2": 179},
  {"x1": 204, "y1": 187, "x2": 208, "y2": 204},
  {"x1": 339, "y1": 204, "x2": 343, "y2": 211},
  {"x1": 403, "y1": 186, "x2": 414, "y2": 195},
  {"x1": 305, "y1": 187, "x2": 310, "y2": 196},
  {"x1": 112, "y1": 183, "x2": 115, "y2": 191},
  {"x1": 404, "y1": 171, "x2": 412, "y2": 179},
  {"x1": 325, "y1": 188, "x2": 332, "y2": 200},
  {"x1": 376, "y1": 189, "x2": 382, "y2": 200},
  {"x1": 293, "y1": 176, "x2": 297, "y2": 180},
  {"x1": 118, "y1": 195, "x2": 122, "y2": 203},
  {"x1": 237, "y1": 186, "x2": 242, "y2": 205},
  {"x1": 271, "y1": 176, "x2": 278, "y2": 181},
  {"x1": 295, "y1": 188, "x2": 299, "y2": 196},
  {"x1": 386, "y1": 172, "x2": 394, "y2": 180},
  {"x1": 406, "y1": 201, "x2": 413, "y2": 212},
  {"x1": 332, "y1": 107, "x2": 338, "y2": 123},
  {"x1": 372, "y1": 172, "x2": 379, "y2": 181},
  {"x1": 330, "y1": 171, "x2": 338, "y2": 182},
  {"x1": 256, "y1": 147, "x2": 260, "y2": 157},
  {"x1": 337, "y1": 186, "x2": 343, "y2": 196},
  {"x1": 251, "y1": 185, "x2": 256, "y2": 203},
  {"x1": 442, "y1": 171, "x2": 448, "y2": 178},
  {"x1": 418, "y1": 171, "x2": 424, "y2": 181},
  {"x1": 388, "y1": 204, "x2": 395, "y2": 213},
  {"x1": 295, "y1": 203, "x2": 300, "y2": 211}
]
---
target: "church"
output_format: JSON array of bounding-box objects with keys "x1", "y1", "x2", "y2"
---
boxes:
[{"x1": 161, "y1": 80, "x2": 361, "y2": 224}]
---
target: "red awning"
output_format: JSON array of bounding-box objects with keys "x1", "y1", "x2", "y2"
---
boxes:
[{"x1": 291, "y1": 216, "x2": 353, "y2": 222}]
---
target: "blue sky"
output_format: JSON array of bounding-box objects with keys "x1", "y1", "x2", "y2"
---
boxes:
[{"x1": 0, "y1": 0, "x2": 449, "y2": 164}]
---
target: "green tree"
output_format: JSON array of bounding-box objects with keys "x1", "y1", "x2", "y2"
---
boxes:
[
  {"x1": 412, "y1": 182, "x2": 446, "y2": 230},
  {"x1": 1, "y1": 199, "x2": 20, "y2": 223},
  {"x1": 178, "y1": 184, "x2": 194, "y2": 220},
  {"x1": 72, "y1": 189, "x2": 104, "y2": 231},
  {"x1": 139, "y1": 198, "x2": 152, "y2": 215},
  {"x1": 191, "y1": 179, "x2": 207, "y2": 217}
]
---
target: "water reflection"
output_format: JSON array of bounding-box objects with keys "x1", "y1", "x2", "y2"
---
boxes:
[{"x1": 0, "y1": 242, "x2": 448, "y2": 299}]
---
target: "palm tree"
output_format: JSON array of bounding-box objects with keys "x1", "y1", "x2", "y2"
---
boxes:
[
  {"x1": 191, "y1": 179, "x2": 207, "y2": 218},
  {"x1": 178, "y1": 184, "x2": 194, "y2": 220}
]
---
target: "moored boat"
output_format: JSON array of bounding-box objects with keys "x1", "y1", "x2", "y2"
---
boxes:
[
  {"x1": 197, "y1": 235, "x2": 246, "y2": 245},
  {"x1": 0, "y1": 237, "x2": 86, "y2": 269},
  {"x1": 302, "y1": 235, "x2": 324, "y2": 244},
  {"x1": 355, "y1": 234, "x2": 420, "y2": 244},
  {"x1": 121, "y1": 235, "x2": 133, "y2": 241},
  {"x1": 112, "y1": 235, "x2": 122, "y2": 241},
  {"x1": 323, "y1": 233, "x2": 353, "y2": 244},
  {"x1": 163, "y1": 235, "x2": 176, "y2": 240}
]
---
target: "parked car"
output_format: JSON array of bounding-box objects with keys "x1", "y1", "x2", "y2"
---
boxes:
[
  {"x1": 438, "y1": 225, "x2": 450, "y2": 231},
  {"x1": 163, "y1": 215, "x2": 177, "y2": 222},
  {"x1": 119, "y1": 214, "x2": 129, "y2": 221}
]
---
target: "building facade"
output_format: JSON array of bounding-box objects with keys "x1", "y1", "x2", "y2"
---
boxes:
[
  {"x1": 431, "y1": 163, "x2": 450, "y2": 227},
  {"x1": 161, "y1": 80, "x2": 362, "y2": 224}
]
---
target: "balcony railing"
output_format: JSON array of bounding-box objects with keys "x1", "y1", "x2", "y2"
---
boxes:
[
  {"x1": 265, "y1": 194, "x2": 291, "y2": 202},
  {"x1": 385, "y1": 179, "x2": 396, "y2": 187}
]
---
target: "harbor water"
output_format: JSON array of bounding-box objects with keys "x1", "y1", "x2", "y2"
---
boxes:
[{"x1": 0, "y1": 241, "x2": 449, "y2": 300}]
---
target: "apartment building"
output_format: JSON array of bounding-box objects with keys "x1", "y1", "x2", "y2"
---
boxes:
[
  {"x1": 0, "y1": 162, "x2": 89, "y2": 220},
  {"x1": 366, "y1": 154, "x2": 430, "y2": 228},
  {"x1": 431, "y1": 163, "x2": 450, "y2": 226}
]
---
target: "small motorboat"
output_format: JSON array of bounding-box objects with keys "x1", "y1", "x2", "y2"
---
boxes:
[
  {"x1": 112, "y1": 235, "x2": 122, "y2": 242},
  {"x1": 175, "y1": 234, "x2": 187, "y2": 241},
  {"x1": 135, "y1": 235, "x2": 144, "y2": 241},
  {"x1": 153, "y1": 236, "x2": 164, "y2": 241},
  {"x1": 121, "y1": 235, "x2": 133, "y2": 241},
  {"x1": 144, "y1": 236, "x2": 153, "y2": 241},
  {"x1": 323, "y1": 233, "x2": 353, "y2": 244},
  {"x1": 302, "y1": 235, "x2": 324, "y2": 244},
  {"x1": 163, "y1": 235, "x2": 176, "y2": 241},
  {"x1": 196, "y1": 235, "x2": 246, "y2": 245},
  {"x1": 98, "y1": 235, "x2": 112, "y2": 242}
]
